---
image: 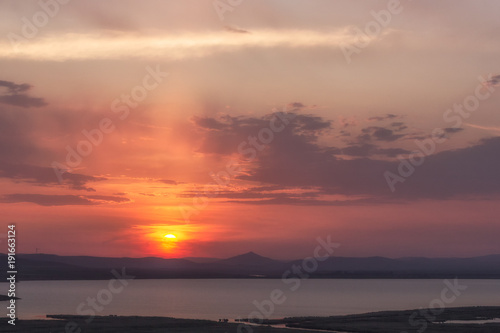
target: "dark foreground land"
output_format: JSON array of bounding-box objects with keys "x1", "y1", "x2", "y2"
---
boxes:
[
  {"x1": 1, "y1": 306, "x2": 499, "y2": 332},
  {"x1": 258, "y1": 306, "x2": 500, "y2": 333},
  {"x1": 0, "y1": 316, "x2": 316, "y2": 333}
]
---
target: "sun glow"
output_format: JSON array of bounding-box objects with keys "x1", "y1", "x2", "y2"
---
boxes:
[{"x1": 133, "y1": 224, "x2": 200, "y2": 257}]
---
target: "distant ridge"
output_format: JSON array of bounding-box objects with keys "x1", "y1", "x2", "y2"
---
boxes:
[
  {"x1": 2, "y1": 253, "x2": 500, "y2": 280},
  {"x1": 217, "y1": 251, "x2": 278, "y2": 266},
  {"x1": 182, "y1": 257, "x2": 221, "y2": 264}
]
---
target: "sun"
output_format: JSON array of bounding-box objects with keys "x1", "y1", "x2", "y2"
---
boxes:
[{"x1": 164, "y1": 234, "x2": 176, "y2": 239}]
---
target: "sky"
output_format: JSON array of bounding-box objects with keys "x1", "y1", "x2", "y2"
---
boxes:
[{"x1": 1, "y1": 0, "x2": 499, "y2": 259}]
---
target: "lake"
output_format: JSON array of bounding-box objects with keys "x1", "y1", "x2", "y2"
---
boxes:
[{"x1": 3, "y1": 279, "x2": 500, "y2": 320}]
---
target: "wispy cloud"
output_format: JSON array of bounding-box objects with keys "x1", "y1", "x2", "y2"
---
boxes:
[
  {"x1": 465, "y1": 123, "x2": 500, "y2": 133},
  {"x1": 0, "y1": 194, "x2": 129, "y2": 206},
  {"x1": 0, "y1": 80, "x2": 47, "y2": 108},
  {"x1": 485, "y1": 74, "x2": 500, "y2": 87},
  {"x1": 224, "y1": 25, "x2": 250, "y2": 34},
  {"x1": 0, "y1": 29, "x2": 369, "y2": 61}
]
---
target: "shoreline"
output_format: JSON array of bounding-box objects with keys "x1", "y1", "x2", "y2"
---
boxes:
[
  {"x1": 0, "y1": 294, "x2": 19, "y2": 301},
  {"x1": 1, "y1": 306, "x2": 499, "y2": 333},
  {"x1": 3, "y1": 276, "x2": 500, "y2": 282}
]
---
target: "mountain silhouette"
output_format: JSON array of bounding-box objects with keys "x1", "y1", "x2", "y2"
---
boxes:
[
  {"x1": 2, "y1": 253, "x2": 500, "y2": 280},
  {"x1": 217, "y1": 251, "x2": 278, "y2": 266}
]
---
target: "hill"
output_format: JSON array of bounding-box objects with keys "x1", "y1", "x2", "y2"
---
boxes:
[{"x1": 2, "y1": 253, "x2": 500, "y2": 280}]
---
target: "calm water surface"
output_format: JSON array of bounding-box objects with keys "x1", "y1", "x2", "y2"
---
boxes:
[{"x1": 2, "y1": 279, "x2": 499, "y2": 320}]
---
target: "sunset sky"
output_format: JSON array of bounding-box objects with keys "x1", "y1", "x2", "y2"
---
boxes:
[{"x1": 1, "y1": 0, "x2": 499, "y2": 259}]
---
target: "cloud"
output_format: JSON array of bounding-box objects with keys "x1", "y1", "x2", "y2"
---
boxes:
[
  {"x1": 0, "y1": 194, "x2": 129, "y2": 206},
  {"x1": 180, "y1": 185, "x2": 319, "y2": 201},
  {"x1": 192, "y1": 110, "x2": 332, "y2": 156},
  {"x1": 0, "y1": 194, "x2": 94, "y2": 206},
  {"x1": 0, "y1": 163, "x2": 105, "y2": 191},
  {"x1": 157, "y1": 179, "x2": 179, "y2": 185},
  {"x1": 444, "y1": 127, "x2": 464, "y2": 133},
  {"x1": 188, "y1": 107, "x2": 500, "y2": 204},
  {"x1": 0, "y1": 29, "x2": 358, "y2": 61},
  {"x1": 394, "y1": 136, "x2": 500, "y2": 199},
  {"x1": 390, "y1": 122, "x2": 407, "y2": 131},
  {"x1": 338, "y1": 116, "x2": 358, "y2": 128},
  {"x1": 288, "y1": 102, "x2": 305, "y2": 109},
  {"x1": 225, "y1": 196, "x2": 394, "y2": 206},
  {"x1": 368, "y1": 114, "x2": 397, "y2": 122},
  {"x1": 191, "y1": 116, "x2": 231, "y2": 131},
  {"x1": 86, "y1": 195, "x2": 130, "y2": 203},
  {"x1": 465, "y1": 123, "x2": 500, "y2": 133},
  {"x1": 294, "y1": 114, "x2": 332, "y2": 131},
  {"x1": 192, "y1": 110, "x2": 389, "y2": 200},
  {"x1": 0, "y1": 99, "x2": 143, "y2": 191},
  {"x1": 224, "y1": 25, "x2": 250, "y2": 34},
  {"x1": 339, "y1": 130, "x2": 351, "y2": 137},
  {"x1": 485, "y1": 74, "x2": 500, "y2": 87},
  {"x1": 0, "y1": 193, "x2": 129, "y2": 206},
  {"x1": 244, "y1": 134, "x2": 500, "y2": 201},
  {"x1": 226, "y1": 197, "x2": 365, "y2": 206},
  {"x1": 0, "y1": 80, "x2": 31, "y2": 93},
  {"x1": 376, "y1": 147, "x2": 411, "y2": 158},
  {"x1": 0, "y1": 80, "x2": 47, "y2": 108},
  {"x1": 186, "y1": 110, "x2": 500, "y2": 202},
  {"x1": 341, "y1": 144, "x2": 410, "y2": 158},
  {"x1": 341, "y1": 144, "x2": 376, "y2": 157},
  {"x1": 360, "y1": 126, "x2": 405, "y2": 142}
]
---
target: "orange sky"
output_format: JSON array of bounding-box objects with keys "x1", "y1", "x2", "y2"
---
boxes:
[{"x1": 1, "y1": 0, "x2": 500, "y2": 259}]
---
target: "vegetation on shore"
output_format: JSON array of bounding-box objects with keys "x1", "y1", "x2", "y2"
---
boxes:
[
  {"x1": 253, "y1": 306, "x2": 500, "y2": 332},
  {"x1": 1, "y1": 306, "x2": 499, "y2": 333}
]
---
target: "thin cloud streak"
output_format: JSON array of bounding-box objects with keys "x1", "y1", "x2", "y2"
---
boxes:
[
  {"x1": 465, "y1": 123, "x2": 500, "y2": 133},
  {"x1": 1, "y1": 29, "x2": 363, "y2": 61}
]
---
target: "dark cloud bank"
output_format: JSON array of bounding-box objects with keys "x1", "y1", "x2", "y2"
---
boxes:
[{"x1": 191, "y1": 108, "x2": 500, "y2": 205}]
